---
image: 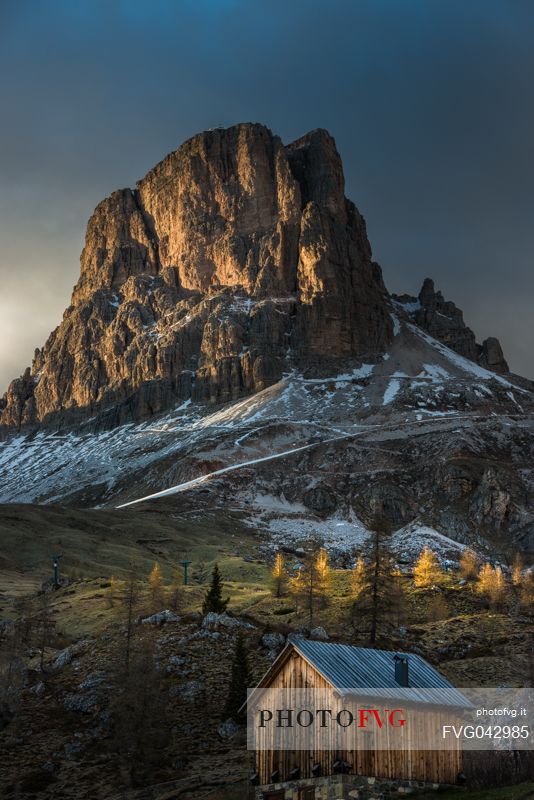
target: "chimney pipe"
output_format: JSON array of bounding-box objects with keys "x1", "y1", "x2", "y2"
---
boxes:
[{"x1": 394, "y1": 655, "x2": 409, "y2": 687}]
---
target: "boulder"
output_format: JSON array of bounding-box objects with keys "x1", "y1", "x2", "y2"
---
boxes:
[
  {"x1": 202, "y1": 613, "x2": 254, "y2": 631},
  {"x1": 287, "y1": 631, "x2": 307, "y2": 643},
  {"x1": 166, "y1": 655, "x2": 186, "y2": 673},
  {"x1": 261, "y1": 632, "x2": 285, "y2": 650},
  {"x1": 79, "y1": 671, "x2": 109, "y2": 690},
  {"x1": 309, "y1": 626, "x2": 329, "y2": 641},
  {"x1": 53, "y1": 648, "x2": 74, "y2": 669},
  {"x1": 52, "y1": 640, "x2": 90, "y2": 670},
  {"x1": 63, "y1": 692, "x2": 100, "y2": 714},
  {"x1": 169, "y1": 680, "x2": 203, "y2": 702},
  {"x1": 218, "y1": 718, "x2": 240, "y2": 740},
  {"x1": 141, "y1": 610, "x2": 180, "y2": 625}
]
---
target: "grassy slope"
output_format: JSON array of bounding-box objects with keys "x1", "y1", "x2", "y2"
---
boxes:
[
  {"x1": 1, "y1": 501, "x2": 532, "y2": 668},
  {"x1": 0, "y1": 501, "x2": 268, "y2": 591},
  {"x1": 1, "y1": 502, "x2": 533, "y2": 799}
]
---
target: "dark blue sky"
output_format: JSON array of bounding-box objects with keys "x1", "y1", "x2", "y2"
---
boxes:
[{"x1": 1, "y1": 0, "x2": 533, "y2": 385}]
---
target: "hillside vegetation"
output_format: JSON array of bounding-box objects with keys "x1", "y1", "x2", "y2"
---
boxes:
[{"x1": 0, "y1": 502, "x2": 532, "y2": 799}]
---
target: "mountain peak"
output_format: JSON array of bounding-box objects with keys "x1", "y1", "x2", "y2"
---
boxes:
[{"x1": 1, "y1": 124, "x2": 392, "y2": 430}]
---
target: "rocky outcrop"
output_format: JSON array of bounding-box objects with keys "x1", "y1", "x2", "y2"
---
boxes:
[
  {"x1": 1, "y1": 124, "x2": 392, "y2": 430},
  {"x1": 414, "y1": 278, "x2": 479, "y2": 361},
  {"x1": 478, "y1": 336, "x2": 509, "y2": 374},
  {"x1": 393, "y1": 278, "x2": 509, "y2": 374}
]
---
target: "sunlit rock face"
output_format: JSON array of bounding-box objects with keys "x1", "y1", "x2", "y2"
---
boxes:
[{"x1": 0, "y1": 123, "x2": 394, "y2": 429}]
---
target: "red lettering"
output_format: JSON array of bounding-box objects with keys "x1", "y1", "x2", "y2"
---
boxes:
[
  {"x1": 358, "y1": 709, "x2": 372, "y2": 728},
  {"x1": 389, "y1": 709, "x2": 406, "y2": 727}
]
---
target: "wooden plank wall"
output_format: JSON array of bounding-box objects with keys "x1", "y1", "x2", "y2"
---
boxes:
[{"x1": 256, "y1": 652, "x2": 462, "y2": 786}]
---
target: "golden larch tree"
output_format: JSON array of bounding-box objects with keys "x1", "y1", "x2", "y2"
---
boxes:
[
  {"x1": 272, "y1": 552, "x2": 287, "y2": 598},
  {"x1": 520, "y1": 571, "x2": 534, "y2": 611},
  {"x1": 512, "y1": 553, "x2": 523, "y2": 587},
  {"x1": 459, "y1": 548, "x2": 479, "y2": 581},
  {"x1": 351, "y1": 557, "x2": 367, "y2": 600},
  {"x1": 106, "y1": 575, "x2": 118, "y2": 608},
  {"x1": 476, "y1": 563, "x2": 506, "y2": 607},
  {"x1": 413, "y1": 547, "x2": 443, "y2": 588},
  {"x1": 476, "y1": 563, "x2": 493, "y2": 594},
  {"x1": 315, "y1": 547, "x2": 331, "y2": 606},
  {"x1": 148, "y1": 561, "x2": 165, "y2": 609}
]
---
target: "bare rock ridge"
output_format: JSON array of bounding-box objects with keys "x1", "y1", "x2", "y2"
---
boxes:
[
  {"x1": 392, "y1": 278, "x2": 509, "y2": 374},
  {"x1": 0, "y1": 124, "x2": 508, "y2": 430}
]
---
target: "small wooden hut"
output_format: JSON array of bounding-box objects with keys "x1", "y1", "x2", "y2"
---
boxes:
[{"x1": 248, "y1": 640, "x2": 467, "y2": 797}]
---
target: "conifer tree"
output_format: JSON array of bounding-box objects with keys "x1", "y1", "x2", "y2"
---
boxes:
[
  {"x1": 289, "y1": 541, "x2": 327, "y2": 627},
  {"x1": 459, "y1": 548, "x2": 479, "y2": 581},
  {"x1": 120, "y1": 562, "x2": 141, "y2": 675},
  {"x1": 2, "y1": 597, "x2": 37, "y2": 709},
  {"x1": 390, "y1": 567, "x2": 409, "y2": 629},
  {"x1": 106, "y1": 575, "x2": 118, "y2": 608},
  {"x1": 351, "y1": 517, "x2": 399, "y2": 644},
  {"x1": 272, "y1": 552, "x2": 287, "y2": 598},
  {"x1": 202, "y1": 564, "x2": 229, "y2": 615},
  {"x1": 111, "y1": 633, "x2": 169, "y2": 784},
  {"x1": 413, "y1": 547, "x2": 443, "y2": 588},
  {"x1": 169, "y1": 568, "x2": 182, "y2": 612},
  {"x1": 34, "y1": 592, "x2": 56, "y2": 673},
  {"x1": 427, "y1": 593, "x2": 449, "y2": 621},
  {"x1": 289, "y1": 565, "x2": 304, "y2": 613},
  {"x1": 148, "y1": 561, "x2": 165, "y2": 609},
  {"x1": 290, "y1": 559, "x2": 317, "y2": 627},
  {"x1": 223, "y1": 630, "x2": 252, "y2": 722}
]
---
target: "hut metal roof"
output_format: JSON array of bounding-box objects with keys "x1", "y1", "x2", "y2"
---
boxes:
[{"x1": 248, "y1": 639, "x2": 470, "y2": 708}]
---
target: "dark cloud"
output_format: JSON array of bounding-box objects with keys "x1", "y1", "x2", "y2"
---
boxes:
[{"x1": 1, "y1": 0, "x2": 533, "y2": 388}]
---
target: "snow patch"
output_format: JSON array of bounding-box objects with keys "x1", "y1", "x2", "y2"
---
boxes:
[
  {"x1": 390, "y1": 313, "x2": 401, "y2": 337},
  {"x1": 392, "y1": 298, "x2": 421, "y2": 314},
  {"x1": 409, "y1": 324, "x2": 524, "y2": 391},
  {"x1": 383, "y1": 379, "x2": 401, "y2": 405},
  {"x1": 300, "y1": 362, "x2": 375, "y2": 385}
]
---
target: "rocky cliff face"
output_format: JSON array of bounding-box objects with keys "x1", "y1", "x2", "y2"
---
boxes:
[
  {"x1": 0, "y1": 124, "x2": 393, "y2": 429},
  {"x1": 0, "y1": 124, "x2": 509, "y2": 431}
]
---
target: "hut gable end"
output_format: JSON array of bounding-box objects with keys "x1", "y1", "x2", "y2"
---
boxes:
[{"x1": 265, "y1": 648, "x2": 334, "y2": 691}]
